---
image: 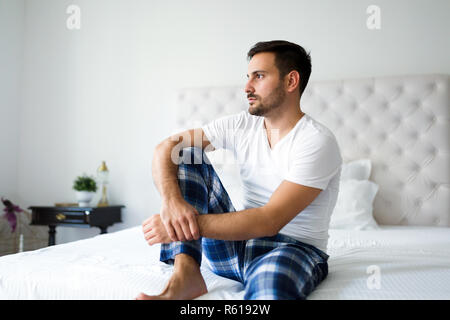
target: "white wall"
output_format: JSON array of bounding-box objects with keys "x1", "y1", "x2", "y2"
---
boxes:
[
  {"x1": 0, "y1": 0, "x2": 24, "y2": 205},
  {"x1": 2, "y1": 0, "x2": 449, "y2": 244}
]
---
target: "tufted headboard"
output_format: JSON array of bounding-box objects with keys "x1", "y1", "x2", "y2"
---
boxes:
[{"x1": 173, "y1": 74, "x2": 449, "y2": 227}]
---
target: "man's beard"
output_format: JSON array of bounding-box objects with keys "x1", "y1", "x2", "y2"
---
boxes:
[{"x1": 248, "y1": 81, "x2": 286, "y2": 116}]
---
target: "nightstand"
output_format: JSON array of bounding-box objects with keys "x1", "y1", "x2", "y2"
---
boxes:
[{"x1": 29, "y1": 205, "x2": 124, "y2": 246}]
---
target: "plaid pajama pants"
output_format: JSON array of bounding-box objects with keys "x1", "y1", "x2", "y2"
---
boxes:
[{"x1": 160, "y1": 147, "x2": 329, "y2": 300}]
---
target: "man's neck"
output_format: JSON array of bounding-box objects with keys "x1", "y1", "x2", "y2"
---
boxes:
[{"x1": 263, "y1": 106, "x2": 305, "y2": 149}]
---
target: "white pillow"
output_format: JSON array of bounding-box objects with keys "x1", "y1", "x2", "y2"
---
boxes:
[
  {"x1": 340, "y1": 159, "x2": 372, "y2": 181},
  {"x1": 330, "y1": 179, "x2": 379, "y2": 230}
]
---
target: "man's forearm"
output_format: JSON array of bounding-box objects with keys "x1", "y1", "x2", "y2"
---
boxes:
[
  {"x1": 196, "y1": 206, "x2": 277, "y2": 241},
  {"x1": 151, "y1": 139, "x2": 183, "y2": 202}
]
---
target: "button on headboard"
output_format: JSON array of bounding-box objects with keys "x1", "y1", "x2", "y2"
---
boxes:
[{"x1": 174, "y1": 74, "x2": 449, "y2": 227}]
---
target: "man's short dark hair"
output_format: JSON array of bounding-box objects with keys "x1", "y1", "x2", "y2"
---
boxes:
[{"x1": 247, "y1": 40, "x2": 312, "y2": 97}]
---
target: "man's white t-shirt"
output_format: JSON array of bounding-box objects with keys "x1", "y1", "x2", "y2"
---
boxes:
[{"x1": 202, "y1": 110, "x2": 342, "y2": 252}]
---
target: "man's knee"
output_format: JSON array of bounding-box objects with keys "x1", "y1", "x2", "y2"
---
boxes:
[
  {"x1": 177, "y1": 147, "x2": 215, "y2": 188},
  {"x1": 179, "y1": 147, "x2": 208, "y2": 165}
]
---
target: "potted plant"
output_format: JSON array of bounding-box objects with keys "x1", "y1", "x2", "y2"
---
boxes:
[{"x1": 73, "y1": 174, "x2": 98, "y2": 207}]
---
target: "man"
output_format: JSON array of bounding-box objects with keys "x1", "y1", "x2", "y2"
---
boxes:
[{"x1": 136, "y1": 40, "x2": 342, "y2": 300}]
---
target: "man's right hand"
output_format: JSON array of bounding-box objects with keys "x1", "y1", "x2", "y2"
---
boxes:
[{"x1": 160, "y1": 198, "x2": 200, "y2": 242}]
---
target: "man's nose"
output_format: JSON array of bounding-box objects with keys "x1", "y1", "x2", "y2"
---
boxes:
[{"x1": 244, "y1": 80, "x2": 254, "y2": 95}]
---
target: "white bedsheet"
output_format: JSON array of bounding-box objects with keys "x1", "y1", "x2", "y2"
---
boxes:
[
  {"x1": 0, "y1": 226, "x2": 449, "y2": 300},
  {"x1": 310, "y1": 226, "x2": 450, "y2": 299}
]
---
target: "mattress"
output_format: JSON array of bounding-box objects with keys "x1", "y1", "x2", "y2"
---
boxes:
[{"x1": 0, "y1": 225, "x2": 449, "y2": 300}]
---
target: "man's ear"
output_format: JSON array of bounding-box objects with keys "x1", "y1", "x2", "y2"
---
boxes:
[{"x1": 286, "y1": 70, "x2": 300, "y2": 93}]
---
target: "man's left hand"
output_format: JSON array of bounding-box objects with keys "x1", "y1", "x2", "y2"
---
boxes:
[{"x1": 142, "y1": 214, "x2": 173, "y2": 245}]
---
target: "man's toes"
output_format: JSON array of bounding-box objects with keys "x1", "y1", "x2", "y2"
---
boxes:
[{"x1": 135, "y1": 292, "x2": 150, "y2": 300}]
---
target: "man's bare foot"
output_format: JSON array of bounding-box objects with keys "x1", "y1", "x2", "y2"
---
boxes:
[{"x1": 135, "y1": 254, "x2": 207, "y2": 300}]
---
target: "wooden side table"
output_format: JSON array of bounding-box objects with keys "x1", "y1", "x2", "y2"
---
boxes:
[{"x1": 29, "y1": 205, "x2": 124, "y2": 246}]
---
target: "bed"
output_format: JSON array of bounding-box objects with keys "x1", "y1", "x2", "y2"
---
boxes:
[{"x1": 1, "y1": 74, "x2": 449, "y2": 299}]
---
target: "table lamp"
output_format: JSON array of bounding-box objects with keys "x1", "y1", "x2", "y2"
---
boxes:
[{"x1": 97, "y1": 161, "x2": 109, "y2": 207}]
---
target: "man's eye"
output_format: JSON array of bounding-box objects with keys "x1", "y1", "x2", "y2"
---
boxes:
[{"x1": 256, "y1": 74, "x2": 263, "y2": 79}]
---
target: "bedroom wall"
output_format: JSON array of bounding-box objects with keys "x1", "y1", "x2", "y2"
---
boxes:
[
  {"x1": 0, "y1": 0, "x2": 24, "y2": 221},
  {"x1": 10, "y1": 0, "x2": 450, "y2": 245}
]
